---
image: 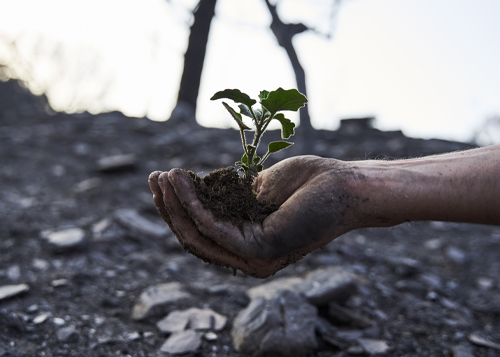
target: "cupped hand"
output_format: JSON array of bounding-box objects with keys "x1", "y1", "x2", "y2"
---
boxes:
[{"x1": 149, "y1": 156, "x2": 359, "y2": 278}]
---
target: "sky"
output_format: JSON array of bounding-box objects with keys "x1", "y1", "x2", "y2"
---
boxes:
[{"x1": 0, "y1": 0, "x2": 499, "y2": 143}]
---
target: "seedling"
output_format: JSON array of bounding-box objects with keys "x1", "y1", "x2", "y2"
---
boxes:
[{"x1": 211, "y1": 87, "x2": 308, "y2": 179}]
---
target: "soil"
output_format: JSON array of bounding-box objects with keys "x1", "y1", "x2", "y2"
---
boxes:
[
  {"x1": 187, "y1": 168, "x2": 278, "y2": 229},
  {"x1": 1, "y1": 79, "x2": 500, "y2": 356}
]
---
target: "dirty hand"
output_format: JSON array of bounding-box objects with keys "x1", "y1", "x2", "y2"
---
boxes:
[{"x1": 148, "y1": 156, "x2": 360, "y2": 278}]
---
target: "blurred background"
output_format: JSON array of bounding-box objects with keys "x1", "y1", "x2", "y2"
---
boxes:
[{"x1": 1, "y1": 0, "x2": 499, "y2": 145}]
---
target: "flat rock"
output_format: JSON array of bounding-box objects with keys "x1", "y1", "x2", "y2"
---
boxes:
[
  {"x1": 299, "y1": 267, "x2": 358, "y2": 306},
  {"x1": 358, "y1": 338, "x2": 390, "y2": 354},
  {"x1": 115, "y1": 208, "x2": 169, "y2": 238},
  {"x1": 97, "y1": 153, "x2": 136, "y2": 173},
  {"x1": 246, "y1": 277, "x2": 304, "y2": 300},
  {"x1": 41, "y1": 227, "x2": 85, "y2": 249},
  {"x1": 160, "y1": 330, "x2": 202, "y2": 354},
  {"x1": 157, "y1": 307, "x2": 227, "y2": 333},
  {"x1": 131, "y1": 282, "x2": 191, "y2": 320},
  {"x1": 328, "y1": 302, "x2": 372, "y2": 328},
  {"x1": 0, "y1": 284, "x2": 29, "y2": 300},
  {"x1": 246, "y1": 267, "x2": 358, "y2": 307},
  {"x1": 232, "y1": 290, "x2": 318, "y2": 357}
]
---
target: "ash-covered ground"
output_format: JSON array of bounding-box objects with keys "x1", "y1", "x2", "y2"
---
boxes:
[{"x1": 1, "y1": 81, "x2": 500, "y2": 356}]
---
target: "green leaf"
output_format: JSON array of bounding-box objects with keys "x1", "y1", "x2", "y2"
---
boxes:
[
  {"x1": 241, "y1": 153, "x2": 248, "y2": 165},
  {"x1": 260, "y1": 88, "x2": 308, "y2": 115},
  {"x1": 268, "y1": 141, "x2": 293, "y2": 154},
  {"x1": 274, "y1": 113, "x2": 296, "y2": 139},
  {"x1": 222, "y1": 102, "x2": 251, "y2": 130},
  {"x1": 258, "y1": 90, "x2": 270, "y2": 101},
  {"x1": 211, "y1": 89, "x2": 257, "y2": 108},
  {"x1": 253, "y1": 156, "x2": 261, "y2": 164},
  {"x1": 257, "y1": 165, "x2": 263, "y2": 172},
  {"x1": 238, "y1": 104, "x2": 253, "y2": 118}
]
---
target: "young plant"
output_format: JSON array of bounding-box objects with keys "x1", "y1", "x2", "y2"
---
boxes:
[{"x1": 211, "y1": 87, "x2": 308, "y2": 179}]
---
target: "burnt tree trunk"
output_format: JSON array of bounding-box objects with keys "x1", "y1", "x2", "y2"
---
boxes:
[
  {"x1": 171, "y1": 0, "x2": 217, "y2": 126},
  {"x1": 264, "y1": 0, "x2": 315, "y2": 153}
]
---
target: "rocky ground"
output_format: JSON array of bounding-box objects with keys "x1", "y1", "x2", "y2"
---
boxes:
[{"x1": 1, "y1": 84, "x2": 500, "y2": 356}]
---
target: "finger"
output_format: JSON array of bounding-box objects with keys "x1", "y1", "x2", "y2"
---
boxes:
[
  {"x1": 168, "y1": 169, "x2": 258, "y2": 257},
  {"x1": 160, "y1": 170, "x2": 277, "y2": 278},
  {"x1": 149, "y1": 171, "x2": 176, "y2": 231}
]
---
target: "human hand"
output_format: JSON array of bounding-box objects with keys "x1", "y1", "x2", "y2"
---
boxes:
[{"x1": 149, "y1": 156, "x2": 359, "y2": 278}]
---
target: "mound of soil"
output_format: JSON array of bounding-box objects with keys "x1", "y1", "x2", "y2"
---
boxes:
[{"x1": 188, "y1": 168, "x2": 278, "y2": 228}]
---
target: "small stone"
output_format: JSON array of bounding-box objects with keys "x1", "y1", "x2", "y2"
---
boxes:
[
  {"x1": 468, "y1": 333, "x2": 500, "y2": 350},
  {"x1": 97, "y1": 153, "x2": 136, "y2": 173},
  {"x1": 115, "y1": 209, "x2": 169, "y2": 238},
  {"x1": 51, "y1": 279, "x2": 69, "y2": 287},
  {"x1": 7, "y1": 265, "x2": 21, "y2": 281},
  {"x1": 73, "y1": 177, "x2": 101, "y2": 193},
  {"x1": 41, "y1": 228, "x2": 85, "y2": 249},
  {"x1": 131, "y1": 282, "x2": 191, "y2": 320},
  {"x1": 26, "y1": 304, "x2": 39, "y2": 313},
  {"x1": 204, "y1": 332, "x2": 218, "y2": 341},
  {"x1": 33, "y1": 313, "x2": 50, "y2": 324},
  {"x1": 424, "y1": 238, "x2": 443, "y2": 250},
  {"x1": 347, "y1": 345, "x2": 365, "y2": 355},
  {"x1": 160, "y1": 330, "x2": 202, "y2": 354},
  {"x1": 451, "y1": 345, "x2": 474, "y2": 357},
  {"x1": 0, "y1": 284, "x2": 29, "y2": 300},
  {"x1": 477, "y1": 277, "x2": 493, "y2": 291},
  {"x1": 53, "y1": 317, "x2": 65, "y2": 326},
  {"x1": 385, "y1": 257, "x2": 421, "y2": 277},
  {"x1": 357, "y1": 338, "x2": 390, "y2": 354},
  {"x1": 232, "y1": 290, "x2": 318, "y2": 357},
  {"x1": 126, "y1": 331, "x2": 141, "y2": 341},
  {"x1": 57, "y1": 325, "x2": 77, "y2": 341},
  {"x1": 445, "y1": 246, "x2": 467, "y2": 264},
  {"x1": 32, "y1": 258, "x2": 49, "y2": 270},
  {"x1": 156, "y1": 308, "x2": 227, "y2": 333}
]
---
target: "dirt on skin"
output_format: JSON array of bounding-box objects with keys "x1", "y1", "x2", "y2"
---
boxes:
[{"x1": 187, "y1": 168, "x2": 278, "y2": 229}]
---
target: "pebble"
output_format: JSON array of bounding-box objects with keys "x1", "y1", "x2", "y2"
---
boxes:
[
  {"x1": 33, "y1": 313, "x2": 50, "y2": 324},
  {"x1": 357, "y1": 338, "x2": 390, "y2": 354},
  {"x1": 32, "y1": 258, "x2": 49, "y2": 270},
  {"x1": 73, "y1": 177, "x2": 101, "y2": 193},
  {"x1": 468, "y1": 333, "x2": 500, "y2": 350},
  {"x1": 97, "y1": 153, "x2": 136, "y2": 173},
  {"x1": 0, "y1": 284, "x2": 29, "y2": 301},
  {"x1": 131, "y1": 282, "x2": 191, "y2": 320},
  {"x1": 156, "y1": 307, "x2": 227, "y2": 333},
  {"x1": 41, "y1": 227, "x2": 85, "y2": 249},
  {"x1": 445, "y1": 246, "x2": 467, "y2": 264},
  {"x1": 160, "y1": 330, "x2": 202, "y2": 355},
  {"x1": 7, "y1": 265, "x2": 21, "y2": 281},
  {"x1": 115, "y1": 208, "x2": 169, "y2": 238},
  {"x1": 57, "y1": 325, "x2": 77, "y2": 341},
  {"x1": 53, "y1": 317, "x2": 65, "y2": 326},
  {"x1": 232, "y1": 290, "x2": 318, "y2": 357},
  {"x1": 204, "y1": 332, "x2": 218, "y2": 341}
]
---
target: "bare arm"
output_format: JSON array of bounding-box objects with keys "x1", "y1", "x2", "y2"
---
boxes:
[
  {"x1": 352, "y1": 145, "x2": 500, "y2": 226},
  {"x1": 149, "y1": 144, "x2": 500, "y2": 278}
]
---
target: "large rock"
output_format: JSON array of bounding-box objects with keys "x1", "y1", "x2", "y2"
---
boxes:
[
  {"x1": 232, "y1": 290, "x2": 318, "y2": 357},
  {"x1": 246, "y1": 267, "x2": 358, "y2": 307},
  {"x1": 131, "y1": 282, "x2": 191, "y2": 320}
]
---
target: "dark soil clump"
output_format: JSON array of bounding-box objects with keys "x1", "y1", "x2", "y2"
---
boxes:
[{"x1": 187, "y1": 168, "x2": 278, "y2": 228}]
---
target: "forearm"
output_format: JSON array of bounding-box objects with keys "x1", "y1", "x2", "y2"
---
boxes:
[{"x1": 349, "y1": 145, "x2": 500, "y2": 226}]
